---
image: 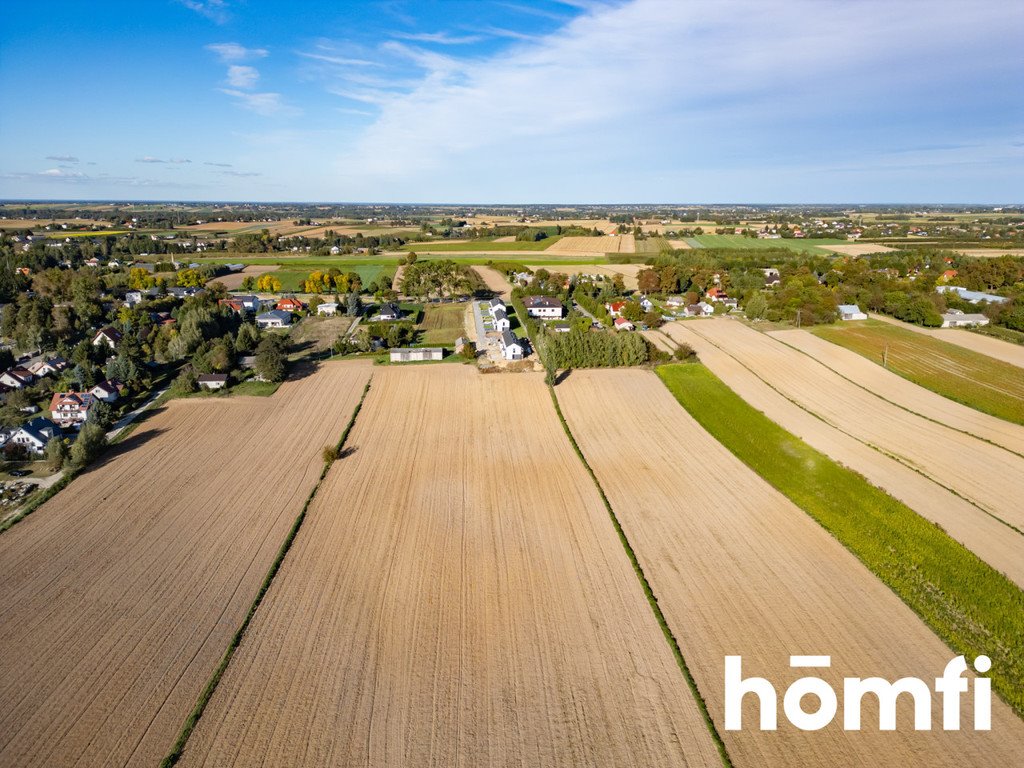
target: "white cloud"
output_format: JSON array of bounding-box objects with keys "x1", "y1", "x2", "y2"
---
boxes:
[
  {"x1": 220, "y1": 89, "x2": 300, "y2": 117},
  {"x1": 391, "y1": 31, "x2": 484, "y2": 45},
  {"x1": 136, "y1": 156, "x2": 166, "y2": 163},
  {"x1": 45, "y1": 154, "x2": 79, "y2": 163},
  {"x1": 178, "y1": 0, "x2": 230, "y2": 24},
  {"x1": 226, "y1": 65, "x2": 260, "y2": 89},
  {"x1": 205, "y1": 42, "x2": 268, "y2": 62},
  {"x1": 330, "y1": 0, "x2": 1020, "y2": 199}
]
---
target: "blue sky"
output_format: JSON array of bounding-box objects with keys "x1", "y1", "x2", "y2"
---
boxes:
[{"x1": 0, "y1": 0, "x2": 1021, "y2": 203}]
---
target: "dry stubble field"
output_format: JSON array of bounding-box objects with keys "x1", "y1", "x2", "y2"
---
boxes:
[
  {"x1": 870, "y1": 313, "x2": 1024, "y2": 369},
  {"x1": 664, "y1": 322, "x2": 1024, "y2": 587},
  {"x1": 557, "y1": 369, "x2": 1024, "y2": 767},
  {"x1": 179, "y1": 366, "x2": 720, "y2": 768},
  {"x1": 681, "y1": 320, "x2": 1024, "y2": 532},
  {"x1": 543, "y1": 234, "x2": 635, "y2": 254},
  {"x1": 0, "y1": 361, "x2": 372, "y2": 767}
]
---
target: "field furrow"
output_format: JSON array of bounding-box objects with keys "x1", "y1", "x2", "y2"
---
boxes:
[
  {"x1": 678, "y1": 320, "x2": 1024, "y2": 531},
  {"x1": 557, "y1": 368, "x2": 1024, "y2": 767},
  {"x1": 0, "y1": 361, "x2": 372, "y2": 767},
  {"x1": 178, "y1": 366, "x2": 720, "y2": 768},
  {"x1": 768, "y1": 329, "x2": 1024, "y2": 455}
]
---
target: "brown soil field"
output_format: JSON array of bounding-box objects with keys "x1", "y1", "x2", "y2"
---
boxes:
[
  {"x1": 665, "y1": 322, "x2": 1024, "y2": 587},
  {"x1": 870, "y1": 313, "x2": 1024, "y2": 369},
  {"x1": 0, "y1": 361, "x2": 372, "y2": 767},
  {"x1": 823, "y1": 243, "x2": 897, "y2": 256},
  {"x1": 207, "y1": 264, "x2": 279, "y2": 289},
  {"x1": 544, "y1": 235, "x2": 635, "y2": 255},
  {"x1": 677, "y1": 320, "x2": 1024, "y2": 531},
  {"x1": 471, "y1": 265, "x2": 513, "y2": 298},
  {"x1": 668, "y1": 239, "x2": 691, "y2": 249},
  {"x1": 769, "y1": 329, "x2": 1024, "y2": 456},
  {"x1": 525, "y1": 263, "x2": 643, "y2": 290},
  {"x1": 557, "y1": 368, "x2": 1024, "y2": 766},
  {"x1": 641, "y1": 329, "x2": 678, "y2": 354},
  {"x1": 179, "y1": 366, "x2": 720, "y2": 768},
  {"x1": 391, "y1": 263, "x2": 405, "y2": 291}
]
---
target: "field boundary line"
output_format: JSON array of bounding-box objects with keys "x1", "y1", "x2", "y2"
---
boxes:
[
  {"x1": 159, "y1": 373, "x2": 373, "y2": 767},
  {"x1": 685, "y1": 322, "x2": 1023, "y2": 536},
  {"x1": 772, "y1": 330, "x2": 1024, "y2": 461},
  {"x1": 546, "y1": 384, "x2": 733, "y2": 768}
]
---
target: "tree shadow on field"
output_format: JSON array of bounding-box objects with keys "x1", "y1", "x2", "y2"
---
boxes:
[
  {"x1": 338, "y1": 445, "x2": 359, "y2": 460},
  {"x1": 286, "y1": 359, "x2": 321, "y2": 382},
  {"x1": 85, "y1": 426, "x2": 168, "y2": 474},
  {"x1": 555, "y1": 368, "x2": 573, "y2": 386}
]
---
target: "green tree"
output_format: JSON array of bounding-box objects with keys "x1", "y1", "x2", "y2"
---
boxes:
[{"x1": 69, "y1": 422, "x2": 107, "y2": 468}]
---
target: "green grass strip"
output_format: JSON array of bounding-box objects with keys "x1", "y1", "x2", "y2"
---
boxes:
[
  {"x1": 547, "y1": 385, "x2": 733, "y2": 767},
  {"x1": 160, "y1": 375, "x2": 372, "y2": 766},
  {"x1": 657, "y1": 362, "x2": 1024, "y2": 719}
]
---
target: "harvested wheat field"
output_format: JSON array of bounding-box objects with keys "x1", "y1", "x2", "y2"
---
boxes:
[
  {"x1": 179, "y1": 366, "x2": 720, "y2": 768},
  {"x1": 544, "y1": 234, "x2": 635, "y2": 255},
  {"x1": 0, "y1": 361, "x2": 372, "y2": 768},
  {"x1": 668, "y1": 239, "x2": 691, "y2": 249},
  {"x1": 870, "y1": 313, "x2": 1024, "y2": 369},
  {"x1": 207, "y1": 264, "x2": 279, "y2": 289},
  {"x1": 557, "y1": 369, "x2": 1024, "y2": 767},
  {"x1": 525, "y1": 263, "x2": 643, "y2": 290},
  {"x1": 665, "y1": 323, "x2": 1024, "y2": 586},
  {"x1": 681, "y1": 320, "x2": 1024, "y2": 531},
  {"x1": 770, "y1": 329, "x2": 1024, "y2": 455},
  {"x1": 823, "y1": 242, "x2": 896, "y2": 256},
  {"x1": 471, "y1": 264, "x2": 513, "y2": 298}
]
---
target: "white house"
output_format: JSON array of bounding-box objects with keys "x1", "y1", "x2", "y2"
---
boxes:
[
  {"x1": 197, "y1": 373, "x2": 229, "y2": 390},
  {"x1": 500, "y1": 330, "x2": 524, "y2": 360},
  {"x1": 941, "y1": 310, "x2": 989, "y2": 328},
  {"x1": 492, "y1": 307, "x2": 511, "y2": 331},
  {"x1": 6, "y1": 417, "x2": 58, "y2": 454},
  {"x1": 256, "y1": 309, "x2": 293, "y2": 329},
  {"x1": 0, "y1": 369, "x2": 34, "y2": 389},
  {"x1": 665, "y1": 296, "x2": 687, "y2": 308},
  {"x1": 317, "y1": 302, "x2": 339, "y2": 316},
  {"x1": 521, "y1": 295, "x2": 563, "y2": 319},
  {"x1": 90, "y1": 379, "x2": 123, "y2": 403},
  {"x1": 49, "y1": 392, "x2": 95, "y2": 427},
  {"x1": 487, "y1": 297, "x2": 506, "y2": 317},
  {"x1": 92, "y1": 326, "x2": 123, "y2": 350},
  {"x1": 935, "y1": 286, "x2": 1009, "y2": 305},
  {"x1": 687, "y1": 302, "x2": 715, "y2": 317},
  {"x1": 639, "y1": 297, "x2": 654, "y2": 312},
  {"x1": 378, "y1": 302, "x2": 402, "y2": 321},
  {"x1": 614, "y1": 317, "x2": 635, "y2": 331},
  {"x1": 838, "y1": 304, "x2": 868, "y2": 321}
]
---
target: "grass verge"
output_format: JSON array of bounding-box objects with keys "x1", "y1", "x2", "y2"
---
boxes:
[
  {"x1": 657, "y1": 362, "x2": 1024, "y2": 718},
  {"x1": 812, "y1": 320, "x2": 1024, "y2": 425},
  {"x1": 547, "y1": 384, "x2": 733, "y2": 767},
  {"x1": 160, "y1": 376, "x2": 372, "y2": 766}
]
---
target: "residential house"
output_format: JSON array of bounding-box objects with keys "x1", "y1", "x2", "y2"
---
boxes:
[
  {"x1": 378, "y1": 302, "x2": 402, "y2": 321},
  {"x1": 606, "y1": 300, "x2": 627, "y2": 317},
  {"x1": 256, "y1": 309, "x2": 293, "y2": 329},
  {"x1": 0, "y1": 368, "x2": 34, "y2": 389},
  {"x1": 614, "y1": 317, "x2": 635, "y2": 331},
  {"x1": 6, "y1": 417, "x2": 58, "y2": 454},
  {"x1": 706, "y1": 286, "x2": 728, "y2": 302},
  {"x1": 93, "y1": 326, "x2": 123, "y2": 350},
  {"x1": 219, "y1": 298, "x2": 246, "y2": 314},
  {"x1": 492, "y1": 307, "x2": 511, "y2": 331},
  {"x1": 939, "y1": 269, "x2": 958, "y2": 283},
  {"x1": 639, "y1": 297, "x2": 654, "y2": 312},
  {"x1": 90, "y1": 379, "x2": 124, "y2": 403},
  {"x1": 686, "y1": 302, "x2": 715, "y2": 317},
  {"x1": 553, "y1": 322, "x2": 571, "y2": 333},
  {"x1": 941, "y1": 310, "x2": 990, "y2": 328},
  {"x1": 389, "y1": 348, "x2": 444, "y2": 363},
  {"x1": 500, "y1": 330, "x2": 524, "y2": 360},
  {"x1": 235, "y1": 295, "x2": 263, "y2": 313},
  {"x1": 276, "y1": 296, "x2": 304, "y2": 312},
  {"x1": 838, "y1": 304, "x2": 868, "y2": 321},
  {"x1": 197, "y1": 373, "x2": 229, "y2": 390},
  {"x1": 167, "y1": 286, "x2": 203, "y2": 300},
  {"x1": 124, "y1": 287, "x2": 159, "y2": 306},
  {"x1": 522, "y1": 295, "x2": 563, "y2": 319},
  {"x1": 487, "y1": 298, "x2": 506, "y2": 317},
  {"x1": 665, "y1": 296, "x2": 687, "y2": 308},
  {"x1": 50, "y1": 392, "x2": 95, "y2": 427},
  {"x1": 317, "y1": 302, "x2": 339, "y2": 316},
  {"x1": 28, "y1": 356, "x2": 68, "y2": 378}
]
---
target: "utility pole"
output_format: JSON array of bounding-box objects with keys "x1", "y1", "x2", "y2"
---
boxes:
[
  {"x1": 883, "y1": 343, "x2": 889, "y2": 369},
  {"x1": 796, "y1": 309, "x2": 801, "y2": 329}
]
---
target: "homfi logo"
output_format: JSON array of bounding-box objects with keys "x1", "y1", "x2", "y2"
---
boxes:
[{"x1": 724, "y1": 655, "x2": 991, "y2": 731}]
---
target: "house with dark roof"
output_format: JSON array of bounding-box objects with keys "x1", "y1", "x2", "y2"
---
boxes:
[
  {"x1": 500, "y1": 330, "x2": 524, "y2": 360},
  {"x1": 522, "y1": 295, "x2": 563, "y2": 319},
  {"x1": 92, "y1": 326, "x2": 123, "y2": 350},
  {"x1": 5, "y1": 417, "x2": 58, "y2": 454},
  {"x1": 378, "y1": 302, "x2": 402, "y2": 321},
  {"x1": 197, "y1": 373, "x2": 229, "y2": 390},
  {"x1": 256, "y1": 309, "x2": 293, "y2": 329}
]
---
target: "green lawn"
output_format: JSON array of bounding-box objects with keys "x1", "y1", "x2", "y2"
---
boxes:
[
  {"x1": 812, "y1": 320, "x2": 1024, "y2": 425},
  {"x1": 262, "y1": 265, "x2": 393, "y2": 292},
  {"x1": 692, "y1": 234, "x2": 847, "y2": 254},
  {"x1": 416, "y1": 302, "x2": 466, "y2": 345},
  {"x1": 657, "y1": 362, "x2": 1024, "y2": 719}
]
